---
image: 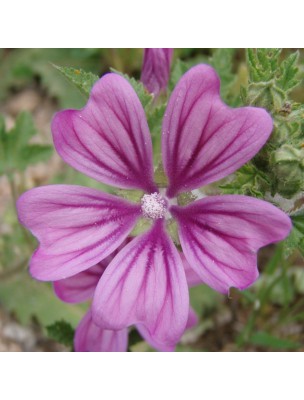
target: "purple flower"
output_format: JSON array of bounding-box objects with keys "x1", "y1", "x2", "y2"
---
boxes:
[
  {"x1": 17, "y1": 64, "x2": 292, "y2": 348},
  {"x1": 141, "y1": 48, "x2": 173, "y2": 97},
  {"x1": 53, "y1": 242, "x2": 199, "y2": 352}
]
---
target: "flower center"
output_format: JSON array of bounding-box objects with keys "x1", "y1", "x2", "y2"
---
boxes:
[{"x1": 141, "y1": 192, "x2": 167, "y2": 219}]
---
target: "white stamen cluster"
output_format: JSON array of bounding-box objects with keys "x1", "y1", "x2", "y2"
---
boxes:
[{"x1": 141, "y1": 192, "x2": 167, "y2": 220}]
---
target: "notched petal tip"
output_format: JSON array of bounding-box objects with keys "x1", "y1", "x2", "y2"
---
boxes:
[
  {"x1": 173, "y1": 195, "x2": 292, "y2": 294},
  {"x1": 92, "y1": 220, "x2": 189, "y2": 346},
  {"x1": 162, "y1": 63, "x2": 274, "y2": 197},
  {"x1": 74, "y1": 309, "x2": 128, "y2": 352},
  {"x1": 18, "y1": 185, "x2": 140, "y2": 281},
  {"x1": 51, "y1": 73, "x2": 156, "y2": 192}
]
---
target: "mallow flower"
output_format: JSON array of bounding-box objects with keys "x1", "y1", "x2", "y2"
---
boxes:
[
  {"x1": 17, "y1": 64, "x2": 292, "y2": 348},
  {"x1": 141, "y1": 48, "x2": 173, "y2": 97},
  {"x1": 54, "y1": 239, "x2": 199, "y2": 352}
]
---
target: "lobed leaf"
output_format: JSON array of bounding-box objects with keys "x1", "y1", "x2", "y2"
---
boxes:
[{"x1": 277, "y1": 51, "x2": 300, "y2": 92}]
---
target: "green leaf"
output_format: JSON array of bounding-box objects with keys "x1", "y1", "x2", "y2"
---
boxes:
[
  {"x1": 293, "y1": 268, "x2": 304, "y2": 294},
  {"x1": 189, "y1": 285, "x2": 220, "y2": 316},
  {"x1": 219, "y1": 163, "x2": 269, "y2": 197},
  {"x1": 256, "y1": 49, "x2": 271, "y2": 71},
  {"x1": 277, "y1": 51, "x2": 299, "y2": 92},
  {"x1": 284, "y1": 210, "x2": 304, "y2": 257},
  {"x1": 8, "y1": 112, "x2": 36, "y2": 150},
  {"x1": 0, "y1": 114, "x2": 5, "y2": 138},
  {"x1": 246, "y1": 49, "x2": 281, "y2": 83},
  {"x1": 244, "y1": 49, "x2": 303, "y2": 200},
  {"x1": 247, "y1": 49, "x2": 265, "y2": 81},
  {"x1": 147, "y1": 103, "x2": 166, "y2": 159},
  {"x1": 0, "y1": 112, "x2": 53, "y2": 175},
  {"x1": 128, "y1": 329, "x2": 144, "y2": 351},
  {"x1": 0, "y1": 270, "x2": 85, "y2": 327},
  {"x1": 110, "y1": 68, "x2": 153, "y2": 109},
  {"x1": 169, "y1": 59, "x2": 190, "y2": 90},
  {"x1": 18, "y1": 145, "x2": 53, "y2": 169},
  {"x1": 258, "y1": 272, "x2": 295, "y2": 307},
  {"x1": 245, "y1": 49, "x2": 300, "y2": 108},
  {"x1": 264, "y1": 244, "x2": 284, "y2": 275},
  {"x1": 46, "y1": 320, "x2": 75, "y2": 349},
  {"x1": 249, "y1": 331, "x2": 300, "y2": 350},
  {"x1": 0, "y1": 49, "x2": 105, "y2": 108},
  {"x1": 209, "y1": 48, "x2": 236, "y2": 101},
  {"x1": 0, "y1": 115, "x2": 5, "y2": 163},
  {"x1": 291, "y1": 212, "x2": 304, "y2": 256},
  {"x1": 147, "y1": 104, "x2": 166, "y2": 136},
  {"x1": 54, "y1": 65, "x2": 99, "y2": 97}
]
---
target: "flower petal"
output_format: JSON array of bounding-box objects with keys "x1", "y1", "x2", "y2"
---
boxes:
[
  {"x1": 17, "y1": 185, "x2": 140, "y2": 281},
  {"x1": 171, "y1": 195, "x2": 292, "y2": 294},
  {"x1": 136, "y1": 306, "x2": 197, "y2": 352},
  {"x1": 186, "y1": 307, "x2": 199, "y2": 330},
  {"x1": 52, "y1": 73, "x2": 156, "y2": 192},
  {"x1": 136, "y1": 324, "x2": 175, "y2": 352},
  {"x1": 53, "y1": 238, "x2": 132, "y2": 303},
  {"x1": 162, "y1": 64, "x2": 273, "y2": 197},
  {"x1": 92, "y1": 220, "x2": 189, "y2": 347},
  {"x1": 181, "y1": 252, "x2": 203, "y2": 287},
  {"x1": 141, "y1": 48, "x2": 173, "y2": 97},
  {"x1": 53, "y1": 263, "x2": 107, "y2": 303},
  {"x1": 74, "y1": 309, "x2": 128, "y2": 352}
]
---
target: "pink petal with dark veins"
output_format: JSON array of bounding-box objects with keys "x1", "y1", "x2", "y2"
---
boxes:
[
  {"x1": 74, "y1": 309, "x2": 128, "y2": 352},
  {"x1": 17, "y1": 185, "x2": 140, "y2": 281},
  {"x1": 52, "y1": 73, "x2": 156, "y2": 192},
  {"x1": 171, "y1": 195, "x2": 292, "y2": 293},
  {"x1": 53, "y1": 239, "x2": 132, "y2": 303},
  {"x1": 162, "y1": 64, "x2": 273, "y2": 197},
  {"x1": 92, "y1": 220, "x2": 189, "y2": 347}
]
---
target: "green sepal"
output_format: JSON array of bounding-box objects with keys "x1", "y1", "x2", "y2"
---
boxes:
[
  {"x1": 115, "y1": 188, "x2": 144, "y2": 203},
  {"x1": 154, "y1": 162, "x2": 168, "y2": 187},
  {"x1": 130, "y1": 218, "x2": 152, "y2": 237},
  {"x1": 166, "y1": 219, "x2": 180, "y2": 246},
  {"x1": 177, "y1": 191, "x2": 197, "y2": 206},
  {"x1": 53, "y1": 65, "x2": 99, "y2": 97}
]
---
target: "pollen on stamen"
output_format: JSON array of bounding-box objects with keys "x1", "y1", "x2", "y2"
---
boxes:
[{"x1": 141, "y1": 192, "x2": 167, "y2": 220}]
